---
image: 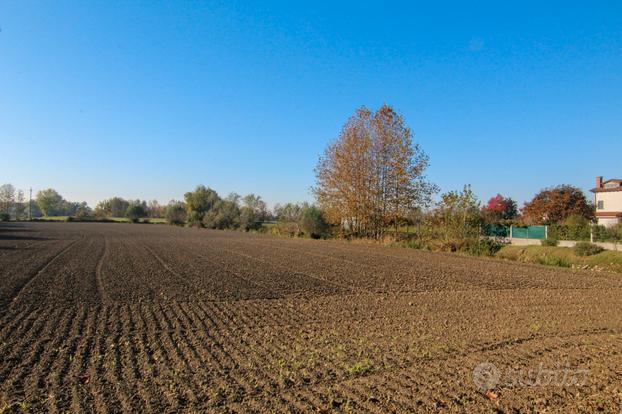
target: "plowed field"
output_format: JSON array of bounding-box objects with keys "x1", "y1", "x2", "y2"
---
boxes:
[{"x1": 1, "y1": 222, "x2": 621, "y2": 412}]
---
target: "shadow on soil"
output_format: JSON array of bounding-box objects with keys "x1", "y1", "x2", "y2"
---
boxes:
[{"x1": 0, "y1": 224, "x2": 50, "y2": 247}]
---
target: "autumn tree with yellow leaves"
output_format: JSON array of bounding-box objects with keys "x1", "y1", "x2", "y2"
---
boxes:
[{"x1": 314, "y1": 104, "x2": 437, "y2": 238}]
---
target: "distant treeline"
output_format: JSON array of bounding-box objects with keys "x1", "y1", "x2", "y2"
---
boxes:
[{"x1": 1, "y1": 104, "x2": 609, "y2": 248}]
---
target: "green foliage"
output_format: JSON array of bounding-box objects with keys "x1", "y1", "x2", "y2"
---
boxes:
[
  {"x1": 0, "y1": 213, "x2": 9, "y2": 222},
  {"x1": 300, "y1": 205, "x2": 329, "y2": 239},
  {"x1": 465, "y1": 238, "x2": 504, "y2": 257},
  {"x1": 269, "y1": 222, "x2": 301, "y2": 237},
  {"x1": 273, "y1": 202, "x2": 307, "y2": 237},
  {"x1": 274, "y1": 202, "x2": 305, "y2": 223},
  {"x1": 535, "y1": 255, "x2": 572, "y2": 267},
  {"x1": 404, "y1": 238, "x2": 431, "y2": 250},
  {"x1": 593, "y1": 224, "x2": 622, "y2": 242},
  {"x1": 563, "y1": 214, "x2": 590, "y2": 227},
  {"x1": 126, "y1": 201, "x2": 147, "y2": 223},
  {"x1": 165, "y1": 202, "x2": 187, "y2": 225},
  {"x1": 239, "y1": 194, "x2": 267, "y2": 231},
  {"x1": 433, "y1": 185, "x2": 482, "y2": 243},
  {"x1": 345, "y1": 360, "x2": 374, "y2": 377},
  {"x1": 95, "y1": 197, "x2": 130, "y2": 218},
  {"x1": 0, "y1": 184, "x2": 15, "y2": 216},
  {"x1": 496, "y1": 246, "x2": 574, "y2": 268},
  {"x1": 202, "y1": 199, "x2": 240, "y2": 229},
  {"x1": 498, "y1": 245, "x2": 622, "y2": 273},
  {"x1": 74, "y1": 205, "x2": 92, "y2": 220},
  {"x1": 541, "y1": 238, "x2": 559, "y2": 247},
  {"x1": 574, "y1": 242, "x2": 604, "y2": 257},
  {"x1": 36, "y1": 188, "x2": 63, "y2": 216},
  {"x1": 548, "y1": 224, "x2": 591, "y2": 241},
  {"x1": 239, "y1": 206, "x2": 261, "y2": 231},
  {"x1": 184, "y1": 185, "x2": 220, "y2": 225}
]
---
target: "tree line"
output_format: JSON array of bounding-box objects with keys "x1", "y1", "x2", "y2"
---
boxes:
[
  {"x1": 1, "y1": 103, "x2": 607, "y2": 247},
  {"x1": 311, "y1": 104, "x2": 608, "y2": 253},
  {"x1": 0, "y1": 185, "x2": 90, "y2": 220},
  {"x1": 0, "y1": 183, "x2": 330, "y2": 238}
]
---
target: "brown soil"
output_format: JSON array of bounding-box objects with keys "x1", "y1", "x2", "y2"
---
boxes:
[{"x1": 1, "y1": 222, "x2": 621, "y2": 413}]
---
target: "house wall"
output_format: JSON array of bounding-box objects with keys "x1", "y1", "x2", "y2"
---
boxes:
[
  {"x1": 595, "y1": 191, "x2": 622, "y2": 212},
  {"x1": 598, "y1": 217, "x2": 621, "y2": 228}
]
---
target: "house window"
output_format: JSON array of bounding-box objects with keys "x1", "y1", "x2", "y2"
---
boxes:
[{"x1": 597, "y1": 200, "x2": 604, "y2": 210}]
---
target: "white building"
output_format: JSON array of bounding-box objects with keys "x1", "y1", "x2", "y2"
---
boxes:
[{"x1": 591, "y1": 176, "x2": 622, "y2": 227}]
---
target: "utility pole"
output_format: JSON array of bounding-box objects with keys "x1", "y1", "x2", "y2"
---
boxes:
[{"x1": 29, "y1": 187, "x2": 32, "y2": 221}]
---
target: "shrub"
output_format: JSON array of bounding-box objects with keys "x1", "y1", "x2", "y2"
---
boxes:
[
  {"x1": 65, "y1": 208, "x2": 94, "y2": 222},
  {"x1": 165, "y1": 202, "x2": 187, "y2": 225},
  {"x1": 541, "y1": 238, "x2": 559, "y2": 247},
  {"x1": 239, "y1": 206, "x2": 262, "y2": 231},
  {"x1": 202, "y1": 200, "x2": 240, "y2": 229},
  {"x1": 0, "y1": 213, "x2": 9, "y2": 222},
  {"x1": 536, "y1": 255, "x2": 572, "y2": 267},
  {"x1": 593, "y1": 224, "x2": 622, "y2": 242},
  {"x1": 574, "y1": 242, "x2": 604, "y2": 257},
  {"x1": 404, "y1": 238, "x2": 431, "y2": 250},
  {"x1": 465, "y1": 238, "x2": 504, "y2": 257},
  {"x1": 563, "y1": 214, "x2": 590, "y2": 227},
  {"x1": 300, "y1": 205, "x2": 329, "y2": 239},
  {"x1": 548, "y1": 222, "x2": 591, "y2": 241},
  {"x1": 272, "y1": 222, "x2": 302, "y2": 237},
  {"x1": 433, "y1": 239, "x2": 466, "y2": 252},
  {"x1": 126, "y1": 203, "x2": 147, "y2": 223},
  {"x1": 186, "y1": 210, "x2": 204, "y2": 227}
]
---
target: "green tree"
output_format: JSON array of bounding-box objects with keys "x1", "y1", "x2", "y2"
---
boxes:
[
  {"x1": 239, "y1": 194, "x2": 267, "y2": 231},
  {"x1": 74, "y1": 203, "x2": 92, "y2": 219},
  {"x1": 184, "y1": 185, "x2": 221, "y2": 226},
  {"x1": 126, "y1": 201, "x2": 147, "y2": 223},
  {"x1": 203, "y1": 199, "x2": 240, "y2": 229},
  {"x1": 300, "y1": 205, "x2": 329, "y2": 238},
  {"x1": 0, "y1": 184, "x2": 15, "y2": 215},
  {"x1": 95, "y1": 197, "x2": 130, "y2": 218},
  {"x1": 274, "y1": 202, "x2": 307, "y2": 236},
  {"x1": 165, "y1": 201, "x2": 187, "y2": 225},
  {"x1": 36, "y1": 188, "x2": 63, "y2": 217},
  {"x1": 433, "y1": 185, "x2": 482, "y2": 247},
  {"x1": 274, "y1": 202, "x2": 306, "y2": 223}
]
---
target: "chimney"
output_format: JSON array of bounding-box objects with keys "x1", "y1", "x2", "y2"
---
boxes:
[{"x1": 596, "y1": 176, "x2": 603, "y2": 189}]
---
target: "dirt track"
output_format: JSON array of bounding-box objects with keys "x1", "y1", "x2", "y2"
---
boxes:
[{"x1": 1, "y1": 222, "x2": 621, "y2": 413}]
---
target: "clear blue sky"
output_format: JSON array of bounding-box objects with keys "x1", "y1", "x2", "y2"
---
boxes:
[{"x1": 1, "y1": 1, "x2": 620, "y2": 208}]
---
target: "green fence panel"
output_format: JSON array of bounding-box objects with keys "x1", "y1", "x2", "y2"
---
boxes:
[
  {"x1": 484, "y1": 224, "x2": 509, "y2": 237},
  {"x1": 511, "y1": 225, "x2": 546, "y2": 239}
]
